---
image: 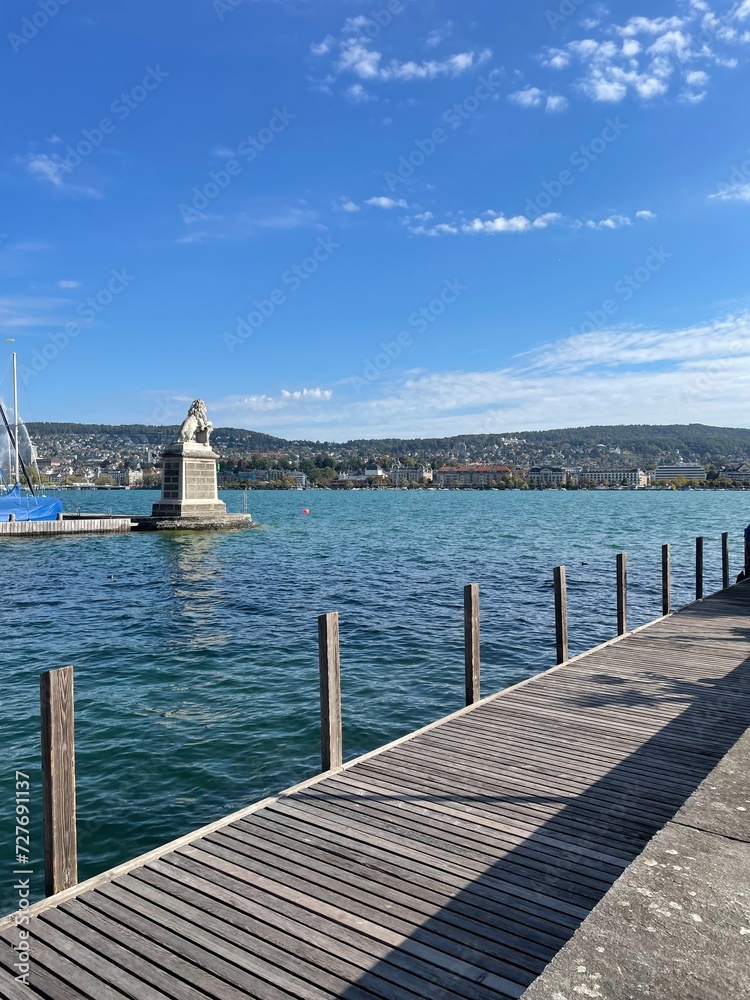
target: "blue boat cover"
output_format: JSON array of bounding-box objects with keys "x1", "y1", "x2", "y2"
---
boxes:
[{"x1": 0, "y1": 484, "x2": 63, "y2": 522}]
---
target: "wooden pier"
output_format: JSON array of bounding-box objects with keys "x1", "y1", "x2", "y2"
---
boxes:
[
  {"x1": 2, "y1": 576, "x2": 750, "y2": 997},
  {"x1": 0, "y1": 516, "x2": 132, "y2": 537}
]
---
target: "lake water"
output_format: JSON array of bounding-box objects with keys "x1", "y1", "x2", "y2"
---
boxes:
[{"x1": 1, "y1": 488, "x2": 747, "y2": 912}]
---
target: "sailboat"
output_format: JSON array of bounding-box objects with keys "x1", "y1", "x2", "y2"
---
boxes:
[{"x1": 0, "y1": 350, "x2": 62, "y2": 522}]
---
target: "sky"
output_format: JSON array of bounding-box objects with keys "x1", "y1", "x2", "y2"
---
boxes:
[{"x1": 2, "y1": 0, "x2": 750, "y2": 440}]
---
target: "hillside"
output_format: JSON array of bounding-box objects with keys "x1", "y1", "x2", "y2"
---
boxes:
[{"x1": 23, "y1": 422, "x2": 750, "y2": 470}]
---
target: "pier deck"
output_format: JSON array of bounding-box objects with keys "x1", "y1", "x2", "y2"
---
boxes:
[{"x1": 2, "y1": 584, "x2": 750, "y2": 999}]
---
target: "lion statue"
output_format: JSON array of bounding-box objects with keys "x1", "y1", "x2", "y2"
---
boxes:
[{"x1": 176, "y1": 399, "x2": 213, "y2": 445}]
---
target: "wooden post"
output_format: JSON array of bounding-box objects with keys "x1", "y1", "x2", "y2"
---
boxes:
[
  {"x1": 662, "y1": 543, "x2": 671, "y2": 616},
  {"x1": 616, "y1": 553, "x2": 627, "y2": 635},
  {"x1": 318, "y1": 612, "x2": 342, "y2": 772},
  {"x1": 464, "y1": 584, "x2": 480, "y2": 706},
  {"x1": 721, "y1": 532, "x2": 729, "y2": 590},
  {"x1": 40, "y1": 666, "x2": 78, "y2": 897},
  {"x1": 696, "y1": 536, "x2": 704, "y2": 600},
  {"x1": 553, "y1": 566, "x2": 568, "y2": 664}
]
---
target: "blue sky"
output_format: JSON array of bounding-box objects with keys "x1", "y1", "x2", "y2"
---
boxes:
[{"x1": 2, "y1": 0, "x2": 750, "y2": 439}]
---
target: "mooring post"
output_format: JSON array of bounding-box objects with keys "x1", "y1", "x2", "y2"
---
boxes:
[
  {"x1": 40, "y1": 665, "x2": 78, "y2": 897},
  {"x1": 696, "y1": 536, "x2": 704, "y2": 600},
  {"x1": 662, "y1": 543, "x2": 671, "y2": 616},
  {"x1": 318, "y1": 612, "x2": 342, "y2": 772},
  {"x1": 616, "y1": 553, "x2": 627, "y2": 635},
  {"x1": 464, "y1": 584, "x2": 480, "y2": 706},
  {"x1": 721, "y1": 532, "x2": 729, "y2": 590},
  {"x1": 553, "y1": 566, "x2": 568, "y2": 664}
]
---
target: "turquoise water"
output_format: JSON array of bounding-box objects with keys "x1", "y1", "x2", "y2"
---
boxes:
[{"x1": 1, "y1": 488, "x2": 747, "y2": 912}]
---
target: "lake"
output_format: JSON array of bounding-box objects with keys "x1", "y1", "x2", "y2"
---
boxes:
[{"x1": 1, "y1": 488, "x2": 747, "y2": 912}]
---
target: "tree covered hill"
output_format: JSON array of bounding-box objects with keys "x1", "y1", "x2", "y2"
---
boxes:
[{"x1": 24, "y1": 422, "x2": 750, "y2": 469}]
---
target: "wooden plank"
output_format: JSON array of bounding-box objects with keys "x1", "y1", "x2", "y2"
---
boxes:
[
  {"x1": 40, "y1": 665, "x2": 78, "y2": 897},
  {"x1": 464, "y1": 584, "x2": 480, "y2": 705},
  {"x1": 616, "y1": 552, "x2": 627, "y2": 635},
  {"x1": 553, "y1": 566, "x2": 568, "y2": 664},
  {"x1": 318, "y1": 611, "x2": 342, "y2": 771}
]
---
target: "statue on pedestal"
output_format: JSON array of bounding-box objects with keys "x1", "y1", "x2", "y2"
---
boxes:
[
  {"x1": 151, "y1": 399, "x2": 226, "y2": 520},
  {"x1": 177, "y1": 400, "x2": 213, "y2": 447}
]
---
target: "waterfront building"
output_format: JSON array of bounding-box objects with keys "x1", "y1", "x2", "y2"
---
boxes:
[
  {"x1": 577, "y1": 469, "x2": 648, "y2": 488},
  {"x1": 652, "y1": 463, "x2": 707, "y2": 482},
  {"x1": 390, "y1": 463, "x2": 433, "y2": 484},
  {"x1": 365, "y1": 462, "x2": 388, "y2": 481},
  {"x1": 267, "y1": 469, "x2": 307, "y2": 487},
  {"x1": 435, "y1": 464, "x2": 511, "y2": 487},
  {"x1": 528, "y1": 466, "x2": 574, "y2": 486},
  {"x1": 722, "y1": 461, "x2": 750, "y2": 482}
]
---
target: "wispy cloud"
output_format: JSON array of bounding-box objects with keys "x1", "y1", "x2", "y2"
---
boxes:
[
  {"x1": 366, "y1": 196, "x2": 408, "y2": 209},
  {"x1": 212, "y1": 312, "x2": 750, "y2": 439},
  {"x1": 309, "y1": 16, "x2": 491, "y2": 99},
  {"x1": 26, "y1": 154, "x2": 103, "y2": 199},
  {"x1": 709, "y1": 181, "x2": 750, "y2": 203},
  {"x1": 406, "y1": 208, "x2": 654, "y2": 237}
]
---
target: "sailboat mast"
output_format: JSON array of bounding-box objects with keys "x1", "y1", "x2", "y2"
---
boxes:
[{"x1": 12, "y1": 352, "x2": 19, "y2": 486}]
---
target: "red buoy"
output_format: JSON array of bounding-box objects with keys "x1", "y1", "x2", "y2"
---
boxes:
[{"x1": 302, "y1": 508, "x2": 310, "y2": 515}]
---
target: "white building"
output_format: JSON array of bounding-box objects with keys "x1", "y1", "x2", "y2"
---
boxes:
[
  {"x1": 652, "y1": 463, "x2": 707, "y2": 482},
  {"x1": 577, "y1": 469, "x2": 648, "y2": 488},
  {"x1": 528, "y1": 466, "x2": 573, "y2": 486},
  {"x1": 365, "y1": 462, "x2": 387, "y2": 480},
  {"x1": 390, "y1": 463, "x2": 433, "y2": 484}
]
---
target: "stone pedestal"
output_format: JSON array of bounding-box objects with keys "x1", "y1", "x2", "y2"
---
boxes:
[{"x1": 151, "y1": 443, "x2": 227, "y2": 518}]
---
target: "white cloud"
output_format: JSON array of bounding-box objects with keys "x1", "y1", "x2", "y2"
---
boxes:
[
  {"x1": 313, "y1": 17, "x2": 490, "y2": 93},
  {"x1": 27, "y1": 155, "x2": 64, "y2": 187},
  {"x1": 545, "y1": 94, "x2": 569, "y2": 112},
  {"x1": 0, "y1": 295, "x2": 70, "y2": 329},
  {"x1": 338, "y1": 199, "x2": 360, "y2": 213},
  {"x1": 527, "y1": 2, "x2": 750, "y2": 106},
  {"x1": 209, "y1": 312, "x2": 750, "y2": 439},
  {"x1": 57, "y1": 280, "x2": 80, "y2": 289},
  {"x1": 709, "y1": 181, "x2": 750, "y2": 203},
  {"x1": 345, "y1": 83, "x2": 375, "y2": 102},
  {"x1": 509, "y1": 87, "x2": 544, "y2": 108},
  {"x1": 462, "y1": 212, "x2": 562, "y2": 234},
  {"x1": 175, "y1": 231, "x2": 209, "y2": 245},
  {"x1": 585, "y1": 214, "x2": 632, "y2": 229},
  {"x1": 408, "y1": 208, "x2": 651, "y2": 237},
  {"x1": 212, "y1": 388, "x2": 333, "y2": 419},
  {"x1": 26, "y1": 154, "x2": 102, "y2": 199},
  {"x1": 366, "y1": 196, "x2": 408, "y2": 209}
]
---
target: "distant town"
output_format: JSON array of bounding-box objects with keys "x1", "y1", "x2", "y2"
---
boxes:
[{"x1": 18, "y1": 421, "x2": 750, "y2": 490}]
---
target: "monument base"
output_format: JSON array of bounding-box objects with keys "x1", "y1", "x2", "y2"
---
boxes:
[
  {"x1": 152, "y1": 442, "x2": 226, "y2": 520},
  {"x1": 132, "y1": 513, "x2": 255, "y2": 532}
]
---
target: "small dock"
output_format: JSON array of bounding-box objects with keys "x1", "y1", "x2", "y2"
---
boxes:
[
  {"x1": 2, "y1": 581, "x2": 750, "y2": 998},
  {"x1": 0, "y1": 515, "x2": 132, "y2": 537}
]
